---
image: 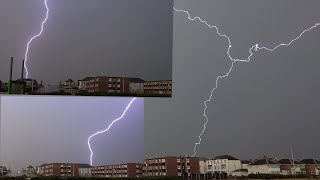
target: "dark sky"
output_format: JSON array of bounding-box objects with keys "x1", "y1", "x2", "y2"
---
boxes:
[
  {"x1": 0, "y1": 96, "x2": 144, "y2": 173},
  {"x1": 0, "y1": 0, "x2": 173, "y2": 84},
  {"x1": 145, "y1": 0, "x2": 320, "y2": 160}
]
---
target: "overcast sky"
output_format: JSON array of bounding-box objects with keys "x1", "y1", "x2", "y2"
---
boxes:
[
  {"x1": 0, "y1": 96, "x2": 144, "y2": 172},
  {"x1": 145, "y1": 0, "x2": 320, "y2": 160},
  {"x1": 0, "y1": 0, "x2": 172, "y2": 84}
]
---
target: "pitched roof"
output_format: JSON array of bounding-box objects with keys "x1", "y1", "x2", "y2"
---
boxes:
[
  {"x1": 199, "y1": 157, "x2": 209, "y2": 161},
  {"x1": 213, "y1": 155, "x2": 239, "y2": 160},
  {"x1": 39, "y1": 164, "x2": 47, "y2": 167},
  {"x1": 65, "y1": 79, "x2": 74, "y2": 82},
  {"x1": 300, "y1": 159, "x2": 320, "y2": 164},
  {"x1": 128, "y1": 78, "x2": 145, "y2": 83},
  {"x1": 249, "y1": 158, "x2": 279, "y2": 165},
  {"x1": 79, "y1": 164, "x2": 91, "y2": 168},
  {"x1": 278, "y1": 159, "x2": 302, "y2": 165},
  {"x1": 241, "y1": 160, "x2": 251, "y2": 164},
  {"x1": 80, "y1": 77, "x2": 94, "y2": 81},
  {"x1": 26, "y1": 165, "x2": 34, "y2": 169}
]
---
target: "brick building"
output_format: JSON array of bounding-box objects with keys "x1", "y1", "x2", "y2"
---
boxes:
[
  {"x1": 91, "y1": 163, "x2": 143, "y2": 178},
  {"x1": 143, "y1": 156, "x2": 199, "y2": 177},
  {"x1": 300, "y1": 159, "x2": 320, "y2": 177},
  {"x1": 143, "y1": 80, "x2": 172, "y2": 95},
  {"x1": 278, "y1": 159, "x2": 305, "y2": 175},
  {"x1": 38, "y1": 163, "x2": 81, "y2": 176},
  {"x1": 81, "y1": 76, "x2": 144, "y2": 93}
]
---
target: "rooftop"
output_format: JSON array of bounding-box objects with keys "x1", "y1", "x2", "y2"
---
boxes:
[
  {"x1": 249, "y1": 158, "x2": 279, "y2": 165},
  {"x1": 278, "y1": 159, "x2": 302, "y2": 165},
  {"x1": 300, "y1": 159, "x2": 320, "y2": 164},
  {"x1": 213, "y1": 155, "x2": 239, "y2": 160}
]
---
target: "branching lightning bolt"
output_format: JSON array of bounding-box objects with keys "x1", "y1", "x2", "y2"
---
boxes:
[
  {"x1": 24, "y1": 0, "x2": 49, "y2": 79},
  {"x1": 173, "y1": 7, "x2": 320, "y2": 157},
  {"x1": 87, "y1": 98, "x2": 136, "y2": 166}
]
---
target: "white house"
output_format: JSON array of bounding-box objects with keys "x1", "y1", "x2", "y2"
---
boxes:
[
  {"x1": 199, "y1": 157, "x2": 208, "y2": 174},
  {"x1": 37, "y1": 164, "x2": 46, "y2": 175},
  {"x1": 247, "y1": 158, "x2": 281, "y2": 175},
  {"x1": 206, "y1": 155, "x2": 242, "y2": 176}
]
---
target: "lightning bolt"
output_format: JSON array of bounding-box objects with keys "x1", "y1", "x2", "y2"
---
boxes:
[
  {"x1": 87, "y1": 98, "x2": 136, "y2": 166},
  {"x1": 24, "y1": 0, "x2": 49, "y2": 79},
  {"x1": 173, "y1": 7, "x2": 320, "y2": 157}
]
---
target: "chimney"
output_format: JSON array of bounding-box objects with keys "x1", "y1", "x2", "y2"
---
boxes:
[{"x1": 21, "y1": 60, "x2": 25, "y2": 81}]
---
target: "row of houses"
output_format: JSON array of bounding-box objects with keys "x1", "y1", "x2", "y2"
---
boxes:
[
  {"x1": 13, "y1": 155, "x2": 320, "y2": 178},
  {"x1": 199, "y1": 155, "x2": 320, "y2": 177},
  {"x1": 0, "y1": 76, "x2": 172, "y2": 95},
  {"x1": 32, "y1": 156, "x2": 199, "y2": 178},
  {"x1": 76, "y1": 76, "x2": 172, "y2": 95},
  {"x1": 35, "y1": 163, "x2": 143, "y2": 178}
]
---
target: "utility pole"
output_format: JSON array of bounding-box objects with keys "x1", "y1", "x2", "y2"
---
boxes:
[{"x1": 290, "y1": 144, "x2": 296, "y2": 177}]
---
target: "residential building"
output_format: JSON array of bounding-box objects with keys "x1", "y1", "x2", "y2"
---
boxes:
[
  {"x1": 143, "y1": 156, "x2": 199, "y2": 177},
  {"x1": 79, "y1": 164, "x2": 92, "y2": 177},
  {"x1": 129, "y1": 79, "x2": 145, "y2": 94},
  {"x1": 300, "y1": 159, "x2": 320, "y2": 176},
  {"x1": 199, "y1": 157, "x2": 208, "y2": 174},
  {"x1": 91, "y1": 163, "x2": 142, "y2": 178},
  {"x1": 0, "y1": 82, "x2": 8, "y2": 92},
  {"x1": 278, "y1": 159, "x2": 305, "y2": 175},
  {"x1": 38, "y1": 163, "x2": 80, "y2": 176},
  {"x1": 0, "y1": 166, "x2": 9, "y2": 177},
  {"x1": 247, "y1": 158, "x2": 281, "y2": 175},
  {"x1": 37, "y1": 164, "x2": 46, "y2": 175},
  {"x1": 61, "y1": 79, "x2": 78, "y2": 92},
  {"x1": 22, "y1": 165, "x2": 37, "y2": 177},
  {"x1": 143, "y1": 80, "x2": 172, "y2": 95},
  {"x1": 206, "y1": 155, "x2": 242, "y2": 176},
  {"x1": 22, "y1": 79, "x2": 39, "y2": 92},
  {"x1": 63, "y1": 79, "x2": 77, "y2": 87},
  {"x1": 81, "y1": 76, "x2": 144, "y2": 93},
  {"x1": 241, "y1": 160, "x2": 251, "y2": 170},
  {"x1": 78, "y1": 77, "x2": 94, "y2": 91}
]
